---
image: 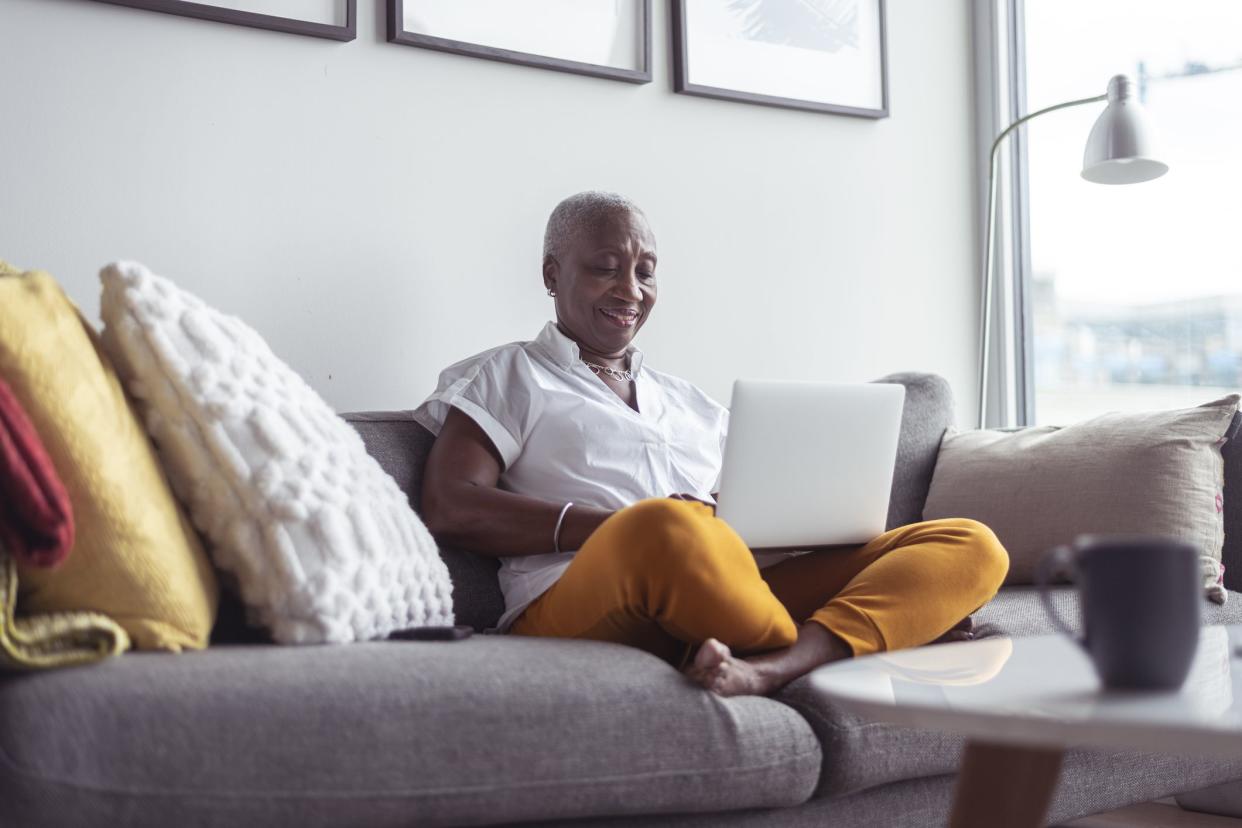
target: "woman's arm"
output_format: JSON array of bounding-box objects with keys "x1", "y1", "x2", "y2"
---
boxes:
[{"x1": 420, "y1": 407, "x2": 614, "y2": 557}]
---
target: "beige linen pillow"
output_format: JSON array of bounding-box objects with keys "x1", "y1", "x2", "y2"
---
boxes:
[{"x1": 923, "y1": 396, "x2": 1239, "y2": 586}]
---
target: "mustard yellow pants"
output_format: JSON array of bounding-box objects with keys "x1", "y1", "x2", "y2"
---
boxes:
[{"x1": 511, "y1": 498, "x2": 1009, "y2": 664}]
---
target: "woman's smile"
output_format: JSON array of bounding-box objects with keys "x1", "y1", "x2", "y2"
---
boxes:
[{"x1": 599, "y1": 307, "x2": 640, "y2": 328}]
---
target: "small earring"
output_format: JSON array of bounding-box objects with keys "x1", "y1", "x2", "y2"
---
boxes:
[{"x1": 547, "y1": 289, "x2": 556, "y2": 297}]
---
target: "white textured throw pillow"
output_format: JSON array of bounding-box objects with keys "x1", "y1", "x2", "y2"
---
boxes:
[{"x1": 99, "y1": 261, "x2": 454, "y2": 643}]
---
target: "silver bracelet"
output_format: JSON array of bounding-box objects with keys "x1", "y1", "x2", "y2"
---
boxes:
[{"x1": 553, "y1": 501, "x2": 574, "y2": 554}]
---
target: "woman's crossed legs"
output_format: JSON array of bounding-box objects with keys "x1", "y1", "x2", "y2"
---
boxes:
[{"x1": 510, "y1": 498, "x2": 1009, "y2": 696}]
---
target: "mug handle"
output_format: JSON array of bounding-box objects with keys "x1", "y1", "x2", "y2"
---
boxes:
[{"x1": 1036, "y1": 545, "x2": 1081, "y2": 642}]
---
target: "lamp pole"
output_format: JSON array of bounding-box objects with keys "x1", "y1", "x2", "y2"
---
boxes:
[
  {"x1": 977, "y1": 93, "x2": 1106, "y2": 430},
  {"x1": 977, "y1": 74, "x2": 1166, "y2": 430}
]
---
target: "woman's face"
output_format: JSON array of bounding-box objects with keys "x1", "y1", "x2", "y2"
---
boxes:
[{"x1": 543, "y1": 209, "x2": 657, "y2": 358}]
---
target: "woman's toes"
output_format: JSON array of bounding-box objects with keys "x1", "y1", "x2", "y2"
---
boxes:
[
  {"x1": 691, "y1": 638, "x2": 730, "y2": 672},
  {"x1": 686, "y1": 639, "x2": 779, "y2": 697},
  {"x1": 685, "y1": 639, "x2": 735, "y2": 691}
]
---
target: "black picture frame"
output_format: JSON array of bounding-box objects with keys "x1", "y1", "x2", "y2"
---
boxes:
[
  {"x1": 91, "y1": 0, "x2": 357, "y2": 42},
  {"x1": 672, "y1": 0, "x2": 889, "y2": 118},
  {"x1": 387, "y1": 0, "x2": 652, "y2": 84}
]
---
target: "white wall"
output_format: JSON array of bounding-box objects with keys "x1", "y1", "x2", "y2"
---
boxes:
[{"x1": 0, "y1": 0, "x2": 980, "y2": 426}]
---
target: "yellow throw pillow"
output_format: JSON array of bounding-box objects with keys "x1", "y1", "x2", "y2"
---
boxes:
[{"x1": 0, "y1": 262, "x2": 217, "y2": 650}]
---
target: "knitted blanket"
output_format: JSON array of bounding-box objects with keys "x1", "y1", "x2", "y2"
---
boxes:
[
  {"x1": 0, "y1": 375, "x2": 73, "y2": 568},
  {"x1": 0, "y1": 548, "x2": 130, "y2": 671}
]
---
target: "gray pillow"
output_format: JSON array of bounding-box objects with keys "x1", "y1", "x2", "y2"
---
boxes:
[{"x1": 923, "y1": 395, "x2": 1240, "y2": 586}]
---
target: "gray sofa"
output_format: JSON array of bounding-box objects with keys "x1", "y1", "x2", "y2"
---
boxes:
[{"x1": 4, "y1": 372, "x2": 1242, "y2": 827}]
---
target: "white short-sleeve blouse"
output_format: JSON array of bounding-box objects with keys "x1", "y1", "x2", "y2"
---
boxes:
[{"x1": 414, "y1": 321, "x2": 729, "y2": 630}]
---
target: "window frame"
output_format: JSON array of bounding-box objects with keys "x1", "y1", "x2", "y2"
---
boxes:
[
  {"x1": 973, "y1": 0, "x2": 1034, "y2": 428},
  {"x1": 1010, "y1": 0, "x2": 1036, "y2": 428},
  {"x1": 984, "y1": 1, "x2": 1242, "y2": 425}
]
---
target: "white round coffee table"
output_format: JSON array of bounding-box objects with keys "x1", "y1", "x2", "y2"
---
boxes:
[{"x1": 808, "y1": 625, "x2": 1240, "y2": 827}]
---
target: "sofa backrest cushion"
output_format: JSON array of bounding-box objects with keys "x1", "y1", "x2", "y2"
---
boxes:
[
  {"x1": 340, "y1": 372, "x2": 953, "y2": 632},
  {"x1": 874, "y1": 372, "x2": 956, "y2": 530},
  {"x1": 343, "y1": 412, "x2": 505, "y2": 631}
]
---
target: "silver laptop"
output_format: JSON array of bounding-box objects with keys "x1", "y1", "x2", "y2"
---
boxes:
[{"x1": 714, "y1": 381, "x2": 905, "y2": 549}]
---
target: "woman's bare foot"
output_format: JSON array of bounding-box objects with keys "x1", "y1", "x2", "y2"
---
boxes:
[
  {"x1": 685, "y1": 624, "x2": 853, "y2": 697},
  {"x1": 686, "y1": 619, "x2": 977, "y2": 697},
  {"x1": 685, "y1": 639, "x2": 774, "y2": 697}
]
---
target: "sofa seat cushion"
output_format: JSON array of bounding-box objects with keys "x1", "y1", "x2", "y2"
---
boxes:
[
  {"x1": 0, "y1": 636, "x2": 820, "y2": 828},
  {"x1": 775, "y1": 586, "x2": 1242, "y2": 799},
  {"x1": 972, "y1": 586, "x2": 1242, "y2": 638}
]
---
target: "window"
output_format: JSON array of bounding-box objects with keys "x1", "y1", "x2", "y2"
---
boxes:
[{"x1": 1017, "y1": 1, "x2": 1242, "y2": 424}]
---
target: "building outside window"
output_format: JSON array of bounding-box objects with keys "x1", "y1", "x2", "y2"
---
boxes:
[{"x1": 1020, "y1": 0, "x2": 1242, "y2": 424}]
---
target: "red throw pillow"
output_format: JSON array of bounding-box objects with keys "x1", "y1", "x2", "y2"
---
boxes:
[{"x1": 0, "y1": 376, "x2": 74, "y2": 568}]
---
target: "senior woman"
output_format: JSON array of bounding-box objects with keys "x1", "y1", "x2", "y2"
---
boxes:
[{"x1": 414, "y1": 191, "x2": 1008, "y2": 697}]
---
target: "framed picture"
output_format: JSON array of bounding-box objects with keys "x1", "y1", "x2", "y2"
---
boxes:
[
  {"x1": 672, "y1": 0, "x2": 888, "y2": 118},
  {"x1": 387, "y1": 1, "x2": 651, "y2": 84},
  {"x1": 91, "y1": 0, "x2": 356, "y2": 42}
]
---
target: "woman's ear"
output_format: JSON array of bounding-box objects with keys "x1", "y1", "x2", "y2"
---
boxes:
[{"x1": 542, "y1": 255, "x2": 559, "y2": 295}]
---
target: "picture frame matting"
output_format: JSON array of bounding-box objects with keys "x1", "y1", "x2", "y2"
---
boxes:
[
  {"x1": 387, "y1": 0, "x2": 652, "y2": 84},
  {"x1": 91, "y1": 0, "x2": 357, "y2": 42},
  {"x1": 672, "y1": 0, "x2": 889, "y2": 118}
]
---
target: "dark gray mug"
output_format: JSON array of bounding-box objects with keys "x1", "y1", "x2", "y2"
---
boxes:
[{"x1": 1036, "y1": 535, "x2": 1201, "y2": 690}]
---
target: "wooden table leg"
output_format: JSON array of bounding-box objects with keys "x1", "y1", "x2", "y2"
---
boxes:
[{"x1": 949, "y1": 741, "x2": 1065, "y2": 828}]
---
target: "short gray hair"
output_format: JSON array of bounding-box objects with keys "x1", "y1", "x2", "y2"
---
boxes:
[{"x1": 543, "y1": 191, "x2": 647, "y2": 260}]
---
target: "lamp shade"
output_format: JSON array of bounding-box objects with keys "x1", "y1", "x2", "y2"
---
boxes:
[{"x1": 1082, "y1": 74, "x2": 1169, "y2": 184}]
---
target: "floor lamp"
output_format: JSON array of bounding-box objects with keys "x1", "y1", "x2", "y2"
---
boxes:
[{"x1": 977, "y1": 74, "x2": 1168, "y2": 429}]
